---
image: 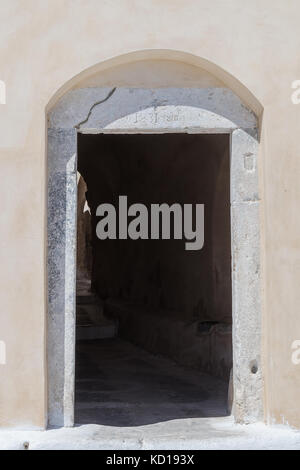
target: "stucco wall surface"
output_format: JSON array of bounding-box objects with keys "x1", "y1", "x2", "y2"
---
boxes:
[{"x1": 0, "y1": 0, "x2": 300, "y2": 428}]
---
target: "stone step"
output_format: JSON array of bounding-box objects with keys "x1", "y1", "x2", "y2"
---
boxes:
[
  {"x1": 76, "y1": 323, "x2": 118, "y2": 341},
  {"x1": 76, "y1": 294, "x2": 99, "y2": 305},
  {"x1": 77, "y1": 303, "x2": 103, "y2": 325},
  {"x1": 76, "y1": 288, "x2": 118, "y2": 339}
]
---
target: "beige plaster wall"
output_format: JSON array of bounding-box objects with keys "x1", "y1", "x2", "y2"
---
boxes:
[
  {"x1": 0, "y1": 0, "x2": 299, "y2": 429},
  {"x1": 74, "y1": 60, "x2": 225, "y2": 89}
]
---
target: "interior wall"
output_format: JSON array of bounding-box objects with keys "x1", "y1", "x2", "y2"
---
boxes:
[
  {"x1": 76, "y1": 175, "x2": 92, "y2": 281},
  {"x1": 78, "y1": 133, "x2": 232, "y2": 378}
]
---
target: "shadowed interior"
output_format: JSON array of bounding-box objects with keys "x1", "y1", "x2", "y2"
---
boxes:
[{"x1": 75, "y1": 133, "x2": 232, "y2": 426}]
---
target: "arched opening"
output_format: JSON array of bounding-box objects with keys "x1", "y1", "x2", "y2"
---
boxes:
[{"x1": 47, "y1": 52, "x2": 263, "y2": 429}]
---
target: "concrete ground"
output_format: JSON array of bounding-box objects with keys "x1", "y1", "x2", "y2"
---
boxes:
[
  {"x1": 1, "y1": 338, "x2": 300, "y2": 450},
  {"x1": 75, "y1": 338, "x2": 229, "y2": 426},
  {"x1": 1, "y1": 417, "x2": 300, "y2": 450}
]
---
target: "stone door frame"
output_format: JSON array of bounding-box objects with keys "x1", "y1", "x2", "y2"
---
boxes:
[{"x1": 47, "y1": 87, "x2": 263, "y2": 427}]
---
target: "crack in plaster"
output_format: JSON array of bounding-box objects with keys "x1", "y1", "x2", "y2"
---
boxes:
[{"x1": 74, "y1": 88, "x2": 117, "y2": 130}]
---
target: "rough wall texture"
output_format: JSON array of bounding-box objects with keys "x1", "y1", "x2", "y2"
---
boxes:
[{"x1": 0, "y1": 0, "x2": 300, "y2": 428}]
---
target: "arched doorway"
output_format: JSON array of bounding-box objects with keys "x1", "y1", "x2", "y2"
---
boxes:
[{"x1": 47, "y1": 55, "x2": 263, "y2": 428}]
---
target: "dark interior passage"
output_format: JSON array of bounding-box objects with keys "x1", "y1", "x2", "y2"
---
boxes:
[{"x1": 75, "y1": 133, "x2": 232, "y2": 426}]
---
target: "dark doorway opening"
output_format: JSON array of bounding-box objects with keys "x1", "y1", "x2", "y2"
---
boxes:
[{"x1": 75, "y1": 133, "x2": 232, "y2": 426}]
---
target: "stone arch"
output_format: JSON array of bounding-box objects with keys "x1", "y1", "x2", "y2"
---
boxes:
[
  {"x1": 46, "y1": 50, "x2": 263, "y2": 118},
  {"x1": 47, "y1": 52, "x2": 263, "y2": 427}
]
